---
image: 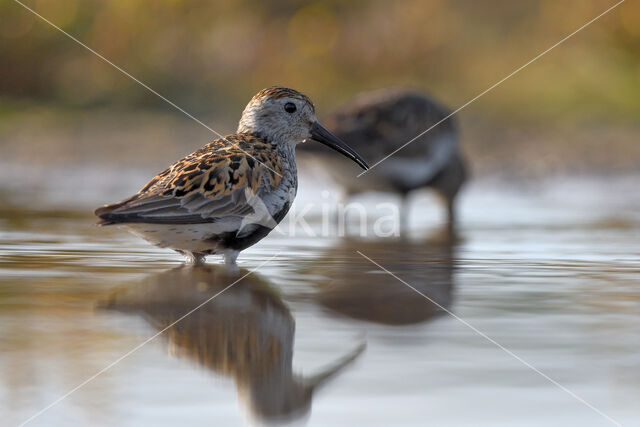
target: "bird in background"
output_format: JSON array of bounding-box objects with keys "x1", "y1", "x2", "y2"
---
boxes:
[
  {"x1": 302, "y1": 87, "x2": 467, "y2": 228},
  {"x1": 95, "y1": 86, "x2": 369, "y2": 267}
]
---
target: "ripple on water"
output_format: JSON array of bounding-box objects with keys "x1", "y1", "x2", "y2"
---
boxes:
[{"x1": 1, "y1": 177, "x2": 639, "y2": 426}]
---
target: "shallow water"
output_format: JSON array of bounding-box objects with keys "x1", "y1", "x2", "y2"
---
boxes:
[{"x1": 1, "y1": 175, "x2": 639, "y2": 426}]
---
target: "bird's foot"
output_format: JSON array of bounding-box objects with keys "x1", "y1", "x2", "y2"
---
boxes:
[{"x1": 183, "y1": 252, "x2": 206, "y2": 265}]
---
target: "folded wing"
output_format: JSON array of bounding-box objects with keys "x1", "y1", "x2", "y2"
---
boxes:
[{"x1": 95, "y1": 138, "x2": 282, "y2": 225}]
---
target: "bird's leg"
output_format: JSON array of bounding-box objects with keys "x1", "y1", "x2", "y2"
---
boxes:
[
  {"x1": 399, "y1": 193, "x2": 411, "y2": 234},
  {"x1": 446, "y1": 196, "x2": 457, "y2": 229},
  {"x1": 335, "y1": 190, "x2": 351, "y2": 236},
  {"x1": 223, "y1": 250, "x2": 239, "y2": 272}
]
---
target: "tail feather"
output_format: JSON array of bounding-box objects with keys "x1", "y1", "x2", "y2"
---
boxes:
[{"x1": 94, "y1": 194, "x2": 140, "y2": 226}]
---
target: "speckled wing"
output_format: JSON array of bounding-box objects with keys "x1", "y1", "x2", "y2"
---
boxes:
[{"x1": 95, "y1": 134, "x2": 283, "y2": 225}]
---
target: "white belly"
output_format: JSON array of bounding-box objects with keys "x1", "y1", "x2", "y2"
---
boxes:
[{"x1": 124, "y1": 220, "x2": 241, "y2": 253}]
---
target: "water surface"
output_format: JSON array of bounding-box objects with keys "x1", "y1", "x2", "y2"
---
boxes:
[{"x1": 1, "y1": 176, "x2": 639, "y2": 426}]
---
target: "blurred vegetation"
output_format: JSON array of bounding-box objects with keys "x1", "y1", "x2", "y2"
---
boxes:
[
  {"x1": 1, "y1": 0, "x2": 639, "y2": 181},
  {"x1": 1, "y1": 0, "x2": 639, "y2": 122}
]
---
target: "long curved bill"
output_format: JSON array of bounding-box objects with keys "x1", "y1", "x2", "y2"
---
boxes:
[{"x1": 310, "y1": 122, "x2": 369, "y2": 171}]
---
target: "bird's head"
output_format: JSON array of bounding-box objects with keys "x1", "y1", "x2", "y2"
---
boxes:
[{"x1": 238, "y1": 86, "x2": 369, "y2": 170}]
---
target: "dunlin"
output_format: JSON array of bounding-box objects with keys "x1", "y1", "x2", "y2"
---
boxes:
[
  {"x1": 95, "y1": 87, "x2": 369, "y2": 266},
  {"x1": 304, "y1": 87, "x2": 467, "y2": 227}
]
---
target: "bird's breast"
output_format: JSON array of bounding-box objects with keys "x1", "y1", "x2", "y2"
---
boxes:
[{"x1": 260, "y1": 167, "x2": 297, "y2": 219}]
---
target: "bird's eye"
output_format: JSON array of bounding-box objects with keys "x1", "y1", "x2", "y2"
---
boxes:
[{"x1": 284, "y1": 102, "x2": 297, "y2": 113}]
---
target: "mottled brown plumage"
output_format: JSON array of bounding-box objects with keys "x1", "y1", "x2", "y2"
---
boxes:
[{"x1": 95, "y1": 134, "x2": 283, "y2": 225}]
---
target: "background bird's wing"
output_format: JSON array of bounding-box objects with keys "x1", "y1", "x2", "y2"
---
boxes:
[
  {"x1": 95, "y1": 136, "x2": 283, "y2": 225},
  {"x1": 320, "y1": 88, "x2": 455, "y2": 158}
]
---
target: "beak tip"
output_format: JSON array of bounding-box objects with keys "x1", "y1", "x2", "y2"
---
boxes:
[{"x1": 310, "y1": 122, "x2": 370, "y2": 172}]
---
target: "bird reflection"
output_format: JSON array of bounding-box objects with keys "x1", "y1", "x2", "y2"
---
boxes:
[
  {"x1": 101, "y1": 265, "x2": 364, "y2": 424},
  {"x1": 309, "y1": 228, "x2": 457, "y2": 326}
]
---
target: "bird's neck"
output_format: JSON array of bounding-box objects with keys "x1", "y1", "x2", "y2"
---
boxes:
[
  {"x1": 237, "y1": 128, "x2": 298, "y2": 173},
  {"x1": 278, "y1": 140, "x2": 298, "y2": 175}
]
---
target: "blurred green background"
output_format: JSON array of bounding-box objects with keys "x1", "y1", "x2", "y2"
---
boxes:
[{"x1": 1, "y1": 0, "x2": 639, "y2": 178}]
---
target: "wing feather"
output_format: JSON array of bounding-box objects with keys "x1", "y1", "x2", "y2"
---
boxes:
[{"x1": 95, "y1": 134, "x2": 282, "y2": 225}]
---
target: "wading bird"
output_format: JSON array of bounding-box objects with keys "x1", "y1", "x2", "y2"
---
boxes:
[
  {"x1": 95, "y1": 87, "x2": 369, "y2": 267},
  {"x1": 302, "y1": 87, "x2": 467, "y2": 228}
]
